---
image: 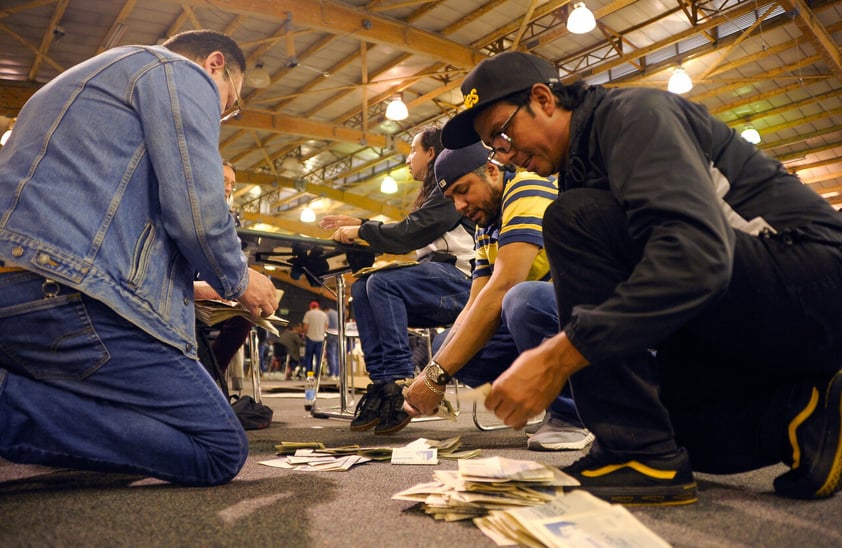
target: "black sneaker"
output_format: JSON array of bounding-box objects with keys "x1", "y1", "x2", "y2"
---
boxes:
[
  {"x1": 350, "y1": 382, "x2": 385, "y2": 432},
  {"x1": 774, "y1": 369, "x2": 842, "y2": 499},
  {"x1": 374, "y1": 380, "x2": 412, "y2": 435},
  {"x1": 562, "y1": 448, "x2": 698, "y2": 506}
]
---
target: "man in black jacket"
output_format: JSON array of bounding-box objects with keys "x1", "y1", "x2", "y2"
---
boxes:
[{"x1": 441, "y1": 51, "x2": 842, "y2": 505}]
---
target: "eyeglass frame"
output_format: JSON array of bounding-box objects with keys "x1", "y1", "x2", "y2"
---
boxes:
[
  {"x1": 484, "y1": 103, "x2": 522, "y2": 164},
  {"x1": 220, "y1": 66, "x2": 244, "y2": 123}
]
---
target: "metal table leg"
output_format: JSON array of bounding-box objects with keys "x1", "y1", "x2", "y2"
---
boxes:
[
  {"x1": 248, "y1": 326, "x2": 262, "y2": 403},
  {"x1": 311, "y1": 273, "x2": 356, "y2": 420}
]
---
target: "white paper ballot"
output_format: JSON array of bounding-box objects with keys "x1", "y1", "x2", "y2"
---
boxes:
[{"x1": 391, "y1": 447, "x2": 438, "y2": 465}]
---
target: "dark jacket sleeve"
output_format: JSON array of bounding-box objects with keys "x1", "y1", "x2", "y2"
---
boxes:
[
  {"x1": 357, "y1": 191, "x2": 465, "y2": 254},
  {"x1": 565, "y1": 89, "x2": 735, "y2": 363}
]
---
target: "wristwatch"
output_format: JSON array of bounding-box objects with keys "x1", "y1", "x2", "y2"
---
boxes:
[{"x1": 425, "y1": 360, "x2": 451, "y2": 385}]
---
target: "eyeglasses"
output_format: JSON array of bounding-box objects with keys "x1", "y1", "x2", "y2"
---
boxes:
[
  {"x1": 220, "y1": 67, "x2": 244, "y2": 123},
  {"x1": 484, "y1": 104, "x2": 522, "y2": 164}
]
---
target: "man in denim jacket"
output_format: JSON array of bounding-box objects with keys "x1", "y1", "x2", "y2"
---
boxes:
[{"x1": 0, "y1": 30, "x2": 278, "y2": 486}]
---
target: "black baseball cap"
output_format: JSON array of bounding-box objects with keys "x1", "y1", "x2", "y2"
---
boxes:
[
  {"x1": 441, "y1": 51, "x2": 558, "y2": 149},
  {"x1": 434, "y1": 142, "x2": 490, "y2": 194}
]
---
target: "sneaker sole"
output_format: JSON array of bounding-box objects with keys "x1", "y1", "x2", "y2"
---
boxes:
[
  {"x1": 374, "y1": 414, "x2": 412, "y2": 435},
  {"x1": 528, "y1": 432, "x2": 596, "y2": 451},
  {"x1": 349, "y1": 418, "x2": 379, "y2": 432},
  {"x1": 566, "y1": 483, "x2": 699, "y2": 506}
]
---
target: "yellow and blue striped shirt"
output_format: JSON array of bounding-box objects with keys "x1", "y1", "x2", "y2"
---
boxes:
[{"x1": 473, "y1": 170, "x2": 558, "y2": 281}]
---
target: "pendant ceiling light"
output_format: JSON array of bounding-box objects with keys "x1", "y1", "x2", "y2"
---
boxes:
[
  {"x1": 280, "y1": 154, "x2": 303, "y2": 175},
  {"x1": 567, "y1": 3, "x2": 597, "y2": 34},
  {"x1": 380, "y1": 175, "x2": 398, "y2": 194},
  {"x1": 299, "y1": 203, "x2": 316, "y2": 223},
  {"x1": 385, "y1": 95, "x2": 408, "y2": 121},
  {"x1": 668, "y1": 66, "x2": 693, "y2": 94},
  {"x1": 741, "y1": 125, "x2": 762, "y2": 145},
  {"x1": 246, "y1": 62, "x2": 271, "y2": 89},
  {"x1": 0, "y1": 117, "x2": 15, "y2": 146}
]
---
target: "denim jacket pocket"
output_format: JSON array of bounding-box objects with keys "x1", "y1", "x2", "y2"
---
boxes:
[{"x1": 0, "y1": 291, "x2": 110, "y2": 381}]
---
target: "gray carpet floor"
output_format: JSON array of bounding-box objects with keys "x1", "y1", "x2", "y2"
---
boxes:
[{"x1": 2, "y1": 378, "x2": 841, "y2": 547}]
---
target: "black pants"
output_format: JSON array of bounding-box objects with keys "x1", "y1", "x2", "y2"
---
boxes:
[{"x1": 543, "y1": 189, "x2": 842, "y2": 473}]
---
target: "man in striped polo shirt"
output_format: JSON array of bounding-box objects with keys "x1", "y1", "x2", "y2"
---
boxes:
[{"x1": 401, "y1": 141, "x2": 591, "y2": 450}]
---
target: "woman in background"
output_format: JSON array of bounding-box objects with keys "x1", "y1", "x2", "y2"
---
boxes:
[{"x1": 320, "y1": 126, "x2": 474, "y2": 434}]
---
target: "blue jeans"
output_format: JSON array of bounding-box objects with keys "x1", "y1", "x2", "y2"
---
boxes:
[
  {"x1": 303, "y1": 338, "x2": 323, "y2": 374},
  {"x1": 0, "y1": 271, "x2": 248, "y2": 486},
  {"x1": 434, "y1": 281, "x2": 582, "y2": 426},
  {"x1": 352, "y1": 262, "x2": 470, "y2": 383},
  {"x1": 325, "y1": 334, "x2": 339, "y2": 376}
]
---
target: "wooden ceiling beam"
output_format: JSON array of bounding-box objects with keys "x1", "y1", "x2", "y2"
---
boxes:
[
  {"x1": 780, "y1": 0, "x2": 842, "y2": 78},
  {"x1": 178, "y1": 0, "x2": 486, "y2": 68},
  {"x1": 227, "y1": 110, "x2": 410, "y2": 155},
  {"x1": 236, "y1": 170, "x2": 407, "y2": 220}
]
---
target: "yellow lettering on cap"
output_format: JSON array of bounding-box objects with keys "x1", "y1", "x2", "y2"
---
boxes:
[{"x1": 464, "y1": 88, "x2": 479, "y2": 109}]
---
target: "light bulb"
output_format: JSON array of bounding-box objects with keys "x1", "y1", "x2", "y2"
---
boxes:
[
  {"x1": 385, "y1": 97, "x2": 408, "y2": 121},
  {"x1": 741, "y1": 126, "x2": 761, "y2": 144},
  {"x1": 567, "y1": 3, "x2": 596, "y2": 34},
  {"x1": 246, "y1": 63, "x2": 271, "y2": 89},
  {"x1": 299, "y1": 205, "x2": 316, "y2": 223},
  {"x1": 668, "y1": 67, "x2": 693, "y2": 94},
  {"x1": 280, "y1": 155, "x2": 302, "y2": 174},
  {"x1": 380, "y1": 175, "x2": 398, "y2": 194},
  {"x1": 0, "y1": 129, "x2": 11, "y2": 146}
]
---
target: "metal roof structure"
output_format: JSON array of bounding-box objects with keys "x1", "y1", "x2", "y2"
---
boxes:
[{"x1": 2, "y1": 0, "x2": 841, "y2": 240}]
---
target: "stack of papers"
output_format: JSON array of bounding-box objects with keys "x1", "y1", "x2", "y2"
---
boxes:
[
  {"x1": 393, "y1": 456, "x2": 670, "y2": 546},
  {"x1": 474, "y1": 490, "x2": 671, "y2": 547},
  {"x1": 194, "y1": 290, "x2": 287, "y2": 336},
  {"x1": 258, "y1": 437, "x2": 481, "y2": 472},
  {"x1": 392, "y1": 456, "x2": 578, "y2": 522}
]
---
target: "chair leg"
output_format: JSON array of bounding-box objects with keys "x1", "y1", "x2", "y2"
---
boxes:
[{"x1": 472, "y1": 401, "x2": 545, "y2": 431}]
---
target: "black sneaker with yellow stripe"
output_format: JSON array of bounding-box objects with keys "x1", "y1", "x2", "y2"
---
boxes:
[
  {"x1": 562, "y1": 447, "x2": 698, "y2": 506},
  {"x1": 774, "y1": 369, "x2": 842, "y2": 500}
]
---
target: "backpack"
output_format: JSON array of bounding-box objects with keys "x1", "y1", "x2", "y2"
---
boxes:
[
  {"x1": 230, "y1": 394, "x2": 274, "y2": 430},
  {"x1": 196, "y1": 322, "x2": 274, "y2": 430}
]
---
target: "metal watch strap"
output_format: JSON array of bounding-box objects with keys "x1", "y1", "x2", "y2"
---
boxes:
[{"x1": 425, "y1": 360, "x2": 451, "y2": 384}]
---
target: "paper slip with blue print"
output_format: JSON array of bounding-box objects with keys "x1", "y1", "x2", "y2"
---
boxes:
[{"x1": 475, "y1": 490, "x2": 670, "y2": 548}]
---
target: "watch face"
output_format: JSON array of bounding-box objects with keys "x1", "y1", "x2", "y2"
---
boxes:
[{"x1": 428, "y1": 363, "x2": 449, "y2": 384}]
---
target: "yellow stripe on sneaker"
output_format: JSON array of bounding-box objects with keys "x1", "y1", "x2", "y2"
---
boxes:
[
  {"x1": 580, "y1": 461, "x2": 677, "y2": 481},
  {"x1": 788, "y1": 387, "x2": 819, "y2": 470}
]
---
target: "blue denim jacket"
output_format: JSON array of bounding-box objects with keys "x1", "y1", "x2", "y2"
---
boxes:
[{"x1": 0, "y1": 46, "x2": 248, "y2": 358}]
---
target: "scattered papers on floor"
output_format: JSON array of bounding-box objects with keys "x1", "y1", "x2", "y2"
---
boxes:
[
  {"x1": 392, "y1": 456, "x2": 670, "y2": 547},
  {"x1": 259, "y1": 437, "x2": 480, "y2": 471}
]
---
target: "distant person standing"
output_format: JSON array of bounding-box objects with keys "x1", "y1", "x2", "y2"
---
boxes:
[
  {"x1": 302, "y1": 301, "x2": 328, "y2": 375},
  {"x1": 324, "y1": 306, "x2": 340, "y2": 378}
]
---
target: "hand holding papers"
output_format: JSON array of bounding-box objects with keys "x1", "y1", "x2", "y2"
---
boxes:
[
  {"x1": 195, "y1": 289, "x2": 286, "y2": 335},
  {"x1": 459, "y1": 383, "x2": 492, "y2": 404}
]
